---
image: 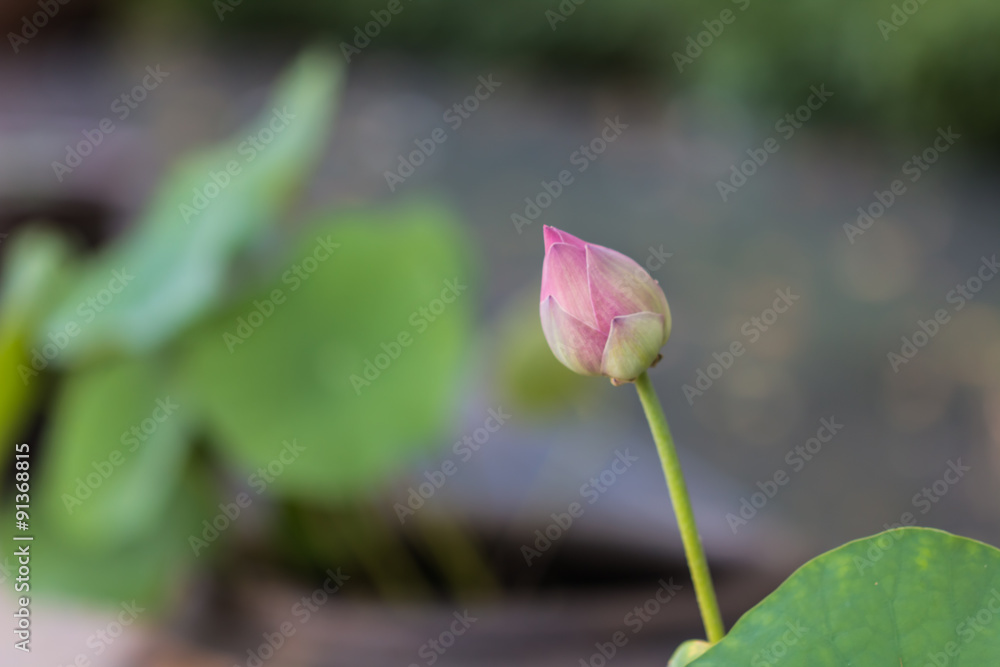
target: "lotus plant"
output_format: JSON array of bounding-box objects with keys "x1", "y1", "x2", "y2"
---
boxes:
[
  {"x1": 538, "y1": 227, "x2": 1000, "y2": 667},
  {"x1": 539, "y1": 225, "x2": 724, "y2": 648}
]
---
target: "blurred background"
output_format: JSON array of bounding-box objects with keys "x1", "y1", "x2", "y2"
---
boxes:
[{"x1": 1, "y1": 1, "x2": 1000, "y2": 665}]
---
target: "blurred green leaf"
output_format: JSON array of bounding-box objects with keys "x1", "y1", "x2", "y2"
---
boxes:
[
  {"x1": 39, "y1": 356, "x2": 193, "y2": 547},
  {"x1": 39, "y1": 49, "x2": 342, "y2": 364},
  {"x1": 7, "y1": 469, "x2": 210, "y2": 607},
  {"x1": 181, "y1": 202, "x2": 475, "y2": 501},
  {"x1": 493, "y1": 290, "x2": 593, "y2": 417},
  {"x1": 0, "y1": 227, "x2": 74, "y2": 462},
  {"x1": 691, "y1": 528, "x2": 1000, "y2": 666},
  {"x1": 0, "y1": 226, "x2": 74, "y2": 319}
]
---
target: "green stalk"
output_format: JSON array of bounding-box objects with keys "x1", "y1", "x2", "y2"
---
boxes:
[{"x1": 634, "y1": 371, "x2": 725, "y2": 643}]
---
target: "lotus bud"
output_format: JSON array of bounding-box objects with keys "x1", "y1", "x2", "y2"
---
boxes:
[{"x1": 539, "y1": 225, "x2": 671, "y2": 385}]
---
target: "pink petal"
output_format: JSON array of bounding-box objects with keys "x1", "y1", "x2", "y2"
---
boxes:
[
  {"x1": 540, "y1": 242, "x2": 598, "y2": 327},
  {"x1": 540, "y1": 296, "x2": 607, "y2": 376},
  {"x1": 587, "y1": 244, "x2": 670, "y2": 334},
  {"x1": 543, "y1": 225, "x2": 588, "y2": 254},
  {"x1": 601, "y1": 311, "x2": 665, "y2": 381}
]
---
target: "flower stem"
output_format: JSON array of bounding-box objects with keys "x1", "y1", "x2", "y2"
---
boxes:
[{"x1": 634, "y1": 371, "x2": 725, "y2": 644}]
